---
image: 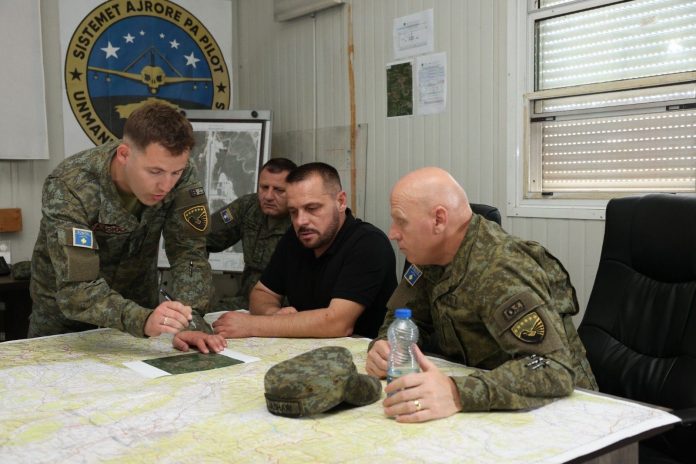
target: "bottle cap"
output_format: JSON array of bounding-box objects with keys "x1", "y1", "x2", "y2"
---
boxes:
[{"x1": 394, "y1": 308, "x2": 411, "y2": 319}]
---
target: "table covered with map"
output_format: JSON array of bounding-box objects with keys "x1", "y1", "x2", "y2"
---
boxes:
[{"x1": 0, "y1": 324, "x2": 679, "y2": 463}]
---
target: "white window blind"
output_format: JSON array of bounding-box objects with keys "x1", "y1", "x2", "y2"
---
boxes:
[
  {"x1": 536, "y1": 0, "x2": 696, "y2": 90},
  {"x1": 524, "y1": 0, "x2": 696, "y2": 199},
  {"x1": 531, "y1": 109, "x2": 696, "y2": 193}
]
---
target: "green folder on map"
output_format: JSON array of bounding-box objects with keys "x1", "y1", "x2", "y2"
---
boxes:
[{"x1": 143, "y1": 352, "x2": 243, "y2": 375}]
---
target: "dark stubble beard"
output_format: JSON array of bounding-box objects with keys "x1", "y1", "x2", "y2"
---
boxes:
[{"x1": 299, "y1": 207, "x2": 340, "y2": 251}]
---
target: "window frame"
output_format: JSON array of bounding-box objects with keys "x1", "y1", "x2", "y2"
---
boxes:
[{"x1": 507, "y1": 0, "x2": 696, "y2": 220}]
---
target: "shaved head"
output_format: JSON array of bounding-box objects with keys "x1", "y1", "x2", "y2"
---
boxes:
[
  {"x1": 389, "y1": 167, "x2": 472, "y2": 266},
  {"x1": 392, "y1": 167, "x2": 469, "y2": 218}
]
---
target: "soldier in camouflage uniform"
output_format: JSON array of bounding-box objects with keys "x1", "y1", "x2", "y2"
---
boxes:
[
  {"x1": 366, "y1": 167, "x2": 597, "y2": 422},
  {"x1": 29, "y1": 103, "x2": 224, "y2": 352},
  {"x1": 206, "y1": 158, "x2": 297, "y2": 310}
]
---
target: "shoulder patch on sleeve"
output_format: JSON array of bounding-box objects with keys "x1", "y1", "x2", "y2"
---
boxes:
[
  {"x1": 60, "y1": 227, "x2": 99, "y2": 281},
  {"x1": 220, "y1": 207, "x2": 233, "y2": 224},
  {"x1": 72, "y1": 228, "x2": 94, "y2": 249},
  {"x1": 65, "y1": 246, "x2": 100, "y2": 282},
  {"x1": 511, "y1": 311, "x2": 545, "y2": 343},
  {"x1": 183, "y1": 205, "x2": 209, "y2": 232},
  {"x1": 493, "y1": 291, "x2": 543, "y2": 334},
  {"x1": 403, "y1": 264, "x2": 423, "y2": 286},
  {"x1": 189, "y1": 187, "x2": 206, "y2": 198},
  {"x1": 493, "y1": 291, "x2": 564, "y2": 355},
  {"x1": 174, "y1": 185, "x2": 209, "y2": 210},
  {"x1": 59, "y1": 227, "x2": 99, "y2": 250}
]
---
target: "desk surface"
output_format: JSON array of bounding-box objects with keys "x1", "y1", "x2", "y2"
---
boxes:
[
  {"x1": 0, "y1": 326, "x2": 678, "y2": 463},
  {"x1": 0, "y1": 274, "x2": 30, "y2": 290}
]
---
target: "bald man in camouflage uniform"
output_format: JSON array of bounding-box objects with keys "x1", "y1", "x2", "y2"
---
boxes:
[
  {"x1": 366, "y1": 167, "x2": 597, "y2": 423},
  {"x1": 29, "y1": 103, "x2": 221, "y2": 347},
  {"x1": 207, "y1": 158, "x2": 296, "y2": 310}
]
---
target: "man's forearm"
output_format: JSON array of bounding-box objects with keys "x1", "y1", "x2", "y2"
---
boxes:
[
  {"x1": 248, "y1": 287, "x2": 282, "y2": 315},
  {"x1": 248, "y1": 308, "x2": 353, "y2": 338}
]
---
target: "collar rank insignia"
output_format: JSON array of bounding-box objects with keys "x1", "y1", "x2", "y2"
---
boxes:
[
  {"x1": 511, "y1": 311, "x2": 545, "y2": 343},
  {"x1": 404, "y1": 264, "x2": 423, "y2": 287},
  {"x1": 183, "y1": 205, "x2": 209, "y2": 232},
  {"x1": 220, "y1": 207, "x2": 233, "y2": 224},
  {"x1": 72, "y1": 228, "x2": 94, "y2": 248}
]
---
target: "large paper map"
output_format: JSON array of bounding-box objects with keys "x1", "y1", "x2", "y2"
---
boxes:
[{"x1": 0, "y1": 328, "x2": 678, "y2": 463}]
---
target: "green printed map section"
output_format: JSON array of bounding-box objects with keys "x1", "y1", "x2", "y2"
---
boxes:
[{"x1": 143, "y1": 352, "x2": 243, "y2": 375}]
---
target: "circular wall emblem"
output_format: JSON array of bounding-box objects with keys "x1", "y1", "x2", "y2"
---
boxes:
[{"x1": 65, "y1": 0, "x2": 231, "y2": 145}]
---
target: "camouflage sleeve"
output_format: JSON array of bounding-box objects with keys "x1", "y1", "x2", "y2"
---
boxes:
[
  {"x1": 41, "y1": 177, "x2": 153, "y2": 336},
  {"x1": 162, "y1": 162, "x2": 214, "y2": 319},
  {"x1": 452, "y1": 262, "x2": 576, "y2": 411},
  {"x1": 368, "y1": 267, "x2": 435, "y2": 351},
  {"x1": 206, "y1": 194, "x2": 250, "y2": 252}
]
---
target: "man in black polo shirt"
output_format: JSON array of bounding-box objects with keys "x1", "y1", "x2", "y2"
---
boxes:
[{"x1": 210, "y1": 162, "x2": 396, "y2": 339}]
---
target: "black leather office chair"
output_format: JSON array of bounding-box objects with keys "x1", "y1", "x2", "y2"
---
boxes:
[
  {"x1": 470, "y1": 203, "x2": 502, "y2": 227},
  {"x1": 578, "y1": 194, "x2": 696, "y2": 463}
]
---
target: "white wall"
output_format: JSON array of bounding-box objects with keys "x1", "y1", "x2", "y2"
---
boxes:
[
  {"x1": 234, "y1": 0, "x2": 605, "y2": 323},
  {"x1": 0, "y1": 1, "x2": 63, "y2": 265},
  {"x1": 0, "y1": 0, "x2": 604, "y2": 323}
]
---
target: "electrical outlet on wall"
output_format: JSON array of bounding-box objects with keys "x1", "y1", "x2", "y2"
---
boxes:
[{"x1": 0, "y1": 240, "x2": 11, "y2": 264}]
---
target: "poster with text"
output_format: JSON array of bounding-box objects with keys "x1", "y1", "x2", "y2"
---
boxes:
[{"x1": 60, "y1": 0, "x2": 233, "y2": 157}]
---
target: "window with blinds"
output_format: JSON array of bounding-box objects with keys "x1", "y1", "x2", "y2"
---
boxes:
[{"x1": 525, "y1": 0, "x2": 696, "y2": 198}]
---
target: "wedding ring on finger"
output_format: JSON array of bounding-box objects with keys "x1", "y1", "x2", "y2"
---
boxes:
[
  {"x1": 163, "y1": 316, "x2": 169, "y2": 326},
  {"x1": 413, "y1": 399, "x2": 422, "y2": 412}
]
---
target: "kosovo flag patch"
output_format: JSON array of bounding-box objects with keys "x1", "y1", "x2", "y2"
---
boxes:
[
  {"x1": 404, "y1": 264, "x2": 422, "y2": 286},
  {"x1": 72, "y1": 228, "x2": 94, "y2": 248},
  {"x1": 220, "y1": 207, "x2": 233, "y2": 224}
]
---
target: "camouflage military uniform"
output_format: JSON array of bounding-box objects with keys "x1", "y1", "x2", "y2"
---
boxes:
[
  {"x1": 376, "y1": 214, "x2": 598, "y2": 411},
  {"x1": 207, "y1": 193, "x2": 290, "y2": 310},
  {"x1": 29, "y1": 140, "x2": 213, "y2": 338}
]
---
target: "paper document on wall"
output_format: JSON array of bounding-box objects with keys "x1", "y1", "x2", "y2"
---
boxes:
[
  {"x1": 416, "y1": 52, "x2": 447, "y2": 115},
  {"x1": 393, "y1": 9, "x2": 434, "y2": 59}
]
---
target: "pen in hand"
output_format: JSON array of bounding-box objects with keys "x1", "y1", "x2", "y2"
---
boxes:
[{"x1": 159, "y1": 287, "x2": 197, "y2": 330}]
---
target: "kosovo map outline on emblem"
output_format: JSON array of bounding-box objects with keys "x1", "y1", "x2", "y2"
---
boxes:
[{"x1": 65, "y1": 0, "x2": 231, "y2": 146}]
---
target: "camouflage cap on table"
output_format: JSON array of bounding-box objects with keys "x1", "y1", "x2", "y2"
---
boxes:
[{"x1": 264, "y1": 346, "x2": 382, "y2": 417}]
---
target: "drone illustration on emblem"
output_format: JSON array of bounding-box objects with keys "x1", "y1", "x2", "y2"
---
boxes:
[{"x1": 88, "y1": 46, "x2": 212, "y2": 94}]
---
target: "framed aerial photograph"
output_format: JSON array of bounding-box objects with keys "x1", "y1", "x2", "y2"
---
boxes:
[{"x1": 158, "y1": 110, "x2": 272, "y2": 272}]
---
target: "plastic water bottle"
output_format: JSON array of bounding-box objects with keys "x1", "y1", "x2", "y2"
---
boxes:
[{"x1": 387, "y1": 308, "x2": 420, "y2": 383}]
